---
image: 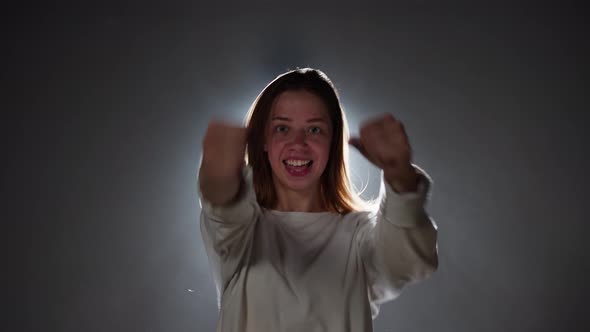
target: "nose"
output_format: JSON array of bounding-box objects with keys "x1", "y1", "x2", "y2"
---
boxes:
[{"x1": 291, "y1": 128, "x2": 307, "y2": 146}]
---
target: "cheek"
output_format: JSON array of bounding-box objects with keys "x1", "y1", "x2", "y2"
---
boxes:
[
  {"x1": 311, "y1": 139, "x2": 332, "y2": 163},
  {"x1": 266, "y1": 139, "x2": 285, "y2": 162}
]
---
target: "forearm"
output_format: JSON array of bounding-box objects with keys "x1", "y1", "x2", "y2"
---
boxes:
[
  {"x1": 198, "y1": 120, "x2": 247, "y2": 206},
  {"x1": 198, "y1": 163, "x2": 242, "y2": 206},
  {"x1": 373, "y1": 215, "x2": 438, "y2": 282},
  {"x1": 369, "y1": 167, "x2": 438, "y2": 282},
  {"x1": 359, "y1": 196, "x2": 438, "y2": 308}
]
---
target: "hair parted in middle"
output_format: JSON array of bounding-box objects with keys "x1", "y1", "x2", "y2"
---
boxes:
[{"x1": 244, "y1": 68, "x2": 367, "y2": 214}]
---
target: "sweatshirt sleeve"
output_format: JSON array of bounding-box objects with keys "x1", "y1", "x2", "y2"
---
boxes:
[
  {"x1": 356, "y1": 164, "x2": 438, "y2": 318},
  {"x1": 198, "y1": 165, "x2": 260, "y2": 301}
]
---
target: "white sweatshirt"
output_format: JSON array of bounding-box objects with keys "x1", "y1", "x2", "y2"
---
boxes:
[{"x1": 199, "y1": 165, "x2": 438, "y2": 332}]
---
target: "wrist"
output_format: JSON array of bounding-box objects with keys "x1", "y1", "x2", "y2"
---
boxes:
[{"x1": 384, "y1": 167, "x2": 419, "y2": 193}]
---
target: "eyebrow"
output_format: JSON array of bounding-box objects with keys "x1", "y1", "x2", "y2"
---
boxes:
[{"x1": 271, "y1": 116, "x2": 328, "y2": 123}]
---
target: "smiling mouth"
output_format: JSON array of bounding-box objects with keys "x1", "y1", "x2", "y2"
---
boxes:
[
  {"x1": 282, "y1": 159, "x2": 313, "y2": 176},
  {"x1": 283, "y1": 159, "x2": 312, "y2": 167}
]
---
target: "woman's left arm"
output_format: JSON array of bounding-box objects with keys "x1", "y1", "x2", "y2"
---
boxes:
[
  {"x1": 350, "y1": 114, "x2": 438, "y2": 316},
  {"x1": 356, "y1": 165, "x2": 438, "y2": 317}
]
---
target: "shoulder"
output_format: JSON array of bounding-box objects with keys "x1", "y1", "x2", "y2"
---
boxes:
[{"x1": 339, "y1": 209, "x2": 377, "y2": 230}]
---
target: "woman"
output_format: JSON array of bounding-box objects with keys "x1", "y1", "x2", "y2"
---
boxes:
[{"x1": 199, "y1": 68, "x2": 438, "y2": 332}]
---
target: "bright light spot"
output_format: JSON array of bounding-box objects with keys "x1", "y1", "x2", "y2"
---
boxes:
[{"x1": 344, "y1": 102, "x2": 381, "y2": 201}]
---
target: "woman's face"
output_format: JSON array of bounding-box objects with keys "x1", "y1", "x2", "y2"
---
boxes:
[{"x1": 264, "y1": 90, "x2": 333, "y2": 195}]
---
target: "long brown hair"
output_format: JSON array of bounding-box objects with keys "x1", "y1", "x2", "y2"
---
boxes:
[{"x1": 244, "y1": 68, "x2": 366, "y2": 214}]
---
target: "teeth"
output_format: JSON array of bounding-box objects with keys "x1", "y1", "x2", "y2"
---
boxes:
[{"x1": 284, "y1": 159, "x2": 311, "y2": 167}]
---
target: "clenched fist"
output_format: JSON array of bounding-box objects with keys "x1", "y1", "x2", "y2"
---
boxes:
[
  {"x1": 349, "y1": 114, "x2": 419, "y2": 193},
  {"x1": 201, "y1": 121, "x2": 247, "y2": 178},
  {"x1": 199, "y1": 121, "x2": 248, "y2": 204}
]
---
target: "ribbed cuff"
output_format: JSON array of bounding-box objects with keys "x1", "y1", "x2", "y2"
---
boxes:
[{"x1": 379, "y1": 164, "x2": 431, "y2": 228}]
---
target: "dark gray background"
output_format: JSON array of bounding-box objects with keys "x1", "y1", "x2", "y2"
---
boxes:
[{"x1": 8, "y1": 2, "x2": 588, "y2": 332}]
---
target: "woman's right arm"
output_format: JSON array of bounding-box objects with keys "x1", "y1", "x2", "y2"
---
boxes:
[
  {"x1": 199, "y1": 121, "x2": 247, "y2": 205},
  {"x1": 198, "y1": 121, "x2": 260, "y2": 296}
]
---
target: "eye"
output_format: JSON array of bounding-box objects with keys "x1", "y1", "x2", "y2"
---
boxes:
[
  {"x1": 274, "y1": 125, "x2": 288, "y2": 133},
  {"x1": 308, "y1": 126, "x2": 321, "y2": 134}
]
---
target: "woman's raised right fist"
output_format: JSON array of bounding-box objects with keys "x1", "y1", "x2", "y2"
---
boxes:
[{"x1": 201, "y1": 121, "x2": 248, "y2": 178}]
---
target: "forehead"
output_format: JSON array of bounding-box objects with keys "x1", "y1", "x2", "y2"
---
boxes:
[{"x1": 270, "y1": 90, "x2": 330, "y2": 121}]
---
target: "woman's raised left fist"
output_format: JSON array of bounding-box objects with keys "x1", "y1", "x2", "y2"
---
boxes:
[{"x1": 349, "y1": 113, "x2": 418, "y2": 193}]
